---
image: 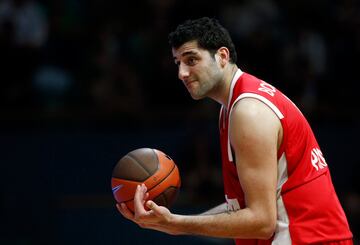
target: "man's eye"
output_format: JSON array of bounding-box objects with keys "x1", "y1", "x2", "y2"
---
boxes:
[{"x1": 187, "y1": 57, "x2": 197, "y2": 65}]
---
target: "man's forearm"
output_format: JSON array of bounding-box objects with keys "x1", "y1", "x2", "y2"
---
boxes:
[{"x1": 170, "y1": 207, "x2": 274, "y2": 239}]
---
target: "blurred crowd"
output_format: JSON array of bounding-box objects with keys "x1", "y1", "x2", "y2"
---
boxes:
[
  {"x1": 0, "y1": 0, "x2": 359, "y2": 243},
  {"x1": 0, "y1": 0, "x2": 359, "y2": 123}
]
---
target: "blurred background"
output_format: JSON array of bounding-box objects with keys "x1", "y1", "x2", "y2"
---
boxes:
[{"x1": 0, "y1": 0, "x2": 359, "y2": 244}]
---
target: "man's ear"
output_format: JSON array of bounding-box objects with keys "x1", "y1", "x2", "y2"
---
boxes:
[{"x1": 217, "y1": 47, "x2": 230, "y2": 67}]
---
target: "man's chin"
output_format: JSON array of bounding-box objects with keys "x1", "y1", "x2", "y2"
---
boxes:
[{"x1": 189, "y1": 93, "x2": 205, "y2": 100}]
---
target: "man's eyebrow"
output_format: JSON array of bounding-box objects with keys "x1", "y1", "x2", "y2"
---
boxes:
[
  {"x1": 173, "y1": 50, "x2": 199, "y2": 62},
  {"x1": 181, "y1": 50, "x2": 198, "y2": 57}
]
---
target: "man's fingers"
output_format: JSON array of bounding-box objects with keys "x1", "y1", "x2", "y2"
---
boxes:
[
  {"x1": 146, "y1": 200, "x2": 162, "y2": 215},
  {"x1": 134, "y1": 184, "x2": 149, "y2": 216}
]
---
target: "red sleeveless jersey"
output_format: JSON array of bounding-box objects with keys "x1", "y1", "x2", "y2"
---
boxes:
[{"x1": 219, "y1": 70, "x2": 352, "y2": 244}]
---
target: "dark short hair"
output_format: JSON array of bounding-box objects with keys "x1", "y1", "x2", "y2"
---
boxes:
[{"x1": 168, "y1": 17, "x2": 237, "y2": 64}]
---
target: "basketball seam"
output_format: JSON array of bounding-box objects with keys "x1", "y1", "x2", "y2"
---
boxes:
[
  {"x1": 151, "y1": 149, "x2": 160, "y2": 172},
  {"x1": 147, "y1": 163, "x2": 176, "y2": 193},
  {"x1": 144, "y1": 164, "x2": 176, "y2": 207},
  {"x1": 121, "y1": 163, "x2": 177, "y2": 203},
  {"x1": 126, "y1": 153, "x2": 152, "y2": 177}
]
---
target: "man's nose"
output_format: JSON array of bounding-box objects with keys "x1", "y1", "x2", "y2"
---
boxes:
[{"x1": 178, "y1": 63, "x2": 189, "y2": 81}]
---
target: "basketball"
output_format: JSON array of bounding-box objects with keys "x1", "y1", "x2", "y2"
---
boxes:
[{"x1": 111, "y1": 148, "x2": 181, "y2": 212}]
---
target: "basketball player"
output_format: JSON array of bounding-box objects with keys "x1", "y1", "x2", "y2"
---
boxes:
[{"x1": 117, "y1": 17, "x2": 353, "y2": 244}]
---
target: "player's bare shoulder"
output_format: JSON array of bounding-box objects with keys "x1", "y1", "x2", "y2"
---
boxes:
[
  {"x1": 230, "y1": 98, "x2": 280, "y2": 127},
  {"x1": 229, "y1": 98, "x2": 282, "y2": 148}
]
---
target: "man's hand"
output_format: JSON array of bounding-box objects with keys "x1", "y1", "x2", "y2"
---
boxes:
[{"x1": 116, "y1": 183, "x2": 182, "y2": 235}]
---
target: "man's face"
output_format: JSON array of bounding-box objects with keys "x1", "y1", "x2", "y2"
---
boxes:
[{"x1": 172, "y1": 40, "x2": 223, "y2": 100}]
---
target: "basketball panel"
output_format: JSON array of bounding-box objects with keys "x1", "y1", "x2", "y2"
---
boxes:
[
  {"x1": 128, "y1": 148, "x2": 159, "y2": 175},
  {"x1": 112, "y1": 155, "x2": 150, "y2": 181},
  {"x1": 145, "y1": 163, "x2": 180, "y2": 203},
  {"x1": 111, "y1": 177, "x2": 141, "y2": 203},
  {"x1": 162, "y1": 186, "x2": 180, "y2": 208},
  {"x1": 153, "y1": 193, "x2": 168, "y2": 207},
  {"x1": 142, "y1": 150, "x2": 175, "y2": 190}
]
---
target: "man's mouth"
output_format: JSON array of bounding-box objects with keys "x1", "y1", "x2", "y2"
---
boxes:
[{"x1": 185, "y1": 80, "x2": 197, "y2": 86}]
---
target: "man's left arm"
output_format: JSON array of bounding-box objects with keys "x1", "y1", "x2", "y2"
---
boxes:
[{"x1": 117, "y1": 98, "x2": 281, "y2": 239}]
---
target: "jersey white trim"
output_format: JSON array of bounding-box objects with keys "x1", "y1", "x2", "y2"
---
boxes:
[
  {"x1": 235, "y1": 93, "x2": 284, "y2": 119},
  {"x1": 219, "y1": 106, "x2": 224, "y2": 130},
  {"x1": 272, "y1": 153, "x2": 291, "y2": 244},
  {"x1": 226, "y1": 69, "x2": 243, "y2": 110},
  {"x1": 222, "y1": 68, "x2": 243, "y2": 162}
]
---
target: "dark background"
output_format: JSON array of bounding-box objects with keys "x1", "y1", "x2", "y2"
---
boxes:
[{"x1": 0, "y1": 0, "x2": 359, "y2": 244}]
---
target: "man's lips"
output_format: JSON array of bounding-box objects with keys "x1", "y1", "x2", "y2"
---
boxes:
[{"x1": 184, "y1": 80, "x2": 197, "y2": 86}]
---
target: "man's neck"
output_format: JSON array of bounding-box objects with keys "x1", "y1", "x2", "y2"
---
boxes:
[{"x1": 210, "y1": 64, "x2": 239, "y2": 106}]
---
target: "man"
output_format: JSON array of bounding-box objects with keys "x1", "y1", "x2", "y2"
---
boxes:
[{"x1": 117, "y1": 17, "x2": 353, "y2": 244}]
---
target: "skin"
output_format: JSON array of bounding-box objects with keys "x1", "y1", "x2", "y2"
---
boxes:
[{"x1": 117, "y1": 40, "x2": 282, "y2": 239}]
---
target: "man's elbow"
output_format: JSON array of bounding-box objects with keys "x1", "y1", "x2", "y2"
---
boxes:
[{"x1": 257, "y1": 218, "x2": 276, "y2": 239}]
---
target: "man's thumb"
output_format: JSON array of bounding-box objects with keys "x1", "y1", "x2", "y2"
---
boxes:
[{"x1": 146, "y1": 200, "x2": 160, "y2": 212}]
